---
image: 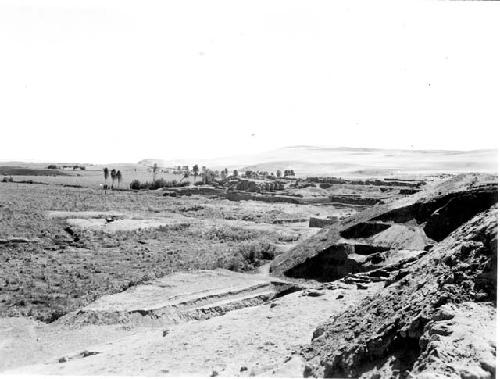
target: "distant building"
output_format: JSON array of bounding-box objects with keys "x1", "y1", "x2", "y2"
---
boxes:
[{"x1": 284, "y1": 169, "x2": 295, "y2": 177}]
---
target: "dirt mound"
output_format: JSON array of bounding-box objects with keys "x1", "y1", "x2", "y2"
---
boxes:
[
  {"x1": 270, "y1": 176, "x2": 497, "y2": 278},
  {"x1": 371, "y1": 187, "x2": 497, "y2": 241},
  {"x1": 371, "y1": 224, "x2": 430, "y2": 250},
  {"x1": 301, "y1": 206, "x2": 497, "y2": 378}
]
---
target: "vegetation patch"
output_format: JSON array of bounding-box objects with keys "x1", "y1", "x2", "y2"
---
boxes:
[
  {"x1": 130, "y1": 178, "x2": 190, "y2": 190},
  {"x1": 0, "y1": 166, "x2": 70, "y2": 176},
  {"x1": 0, "y1": 183, "x2": 298, "y2": 322}
]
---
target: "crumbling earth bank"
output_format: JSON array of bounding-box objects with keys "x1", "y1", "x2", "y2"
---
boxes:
[
  {"x1": 271, "y1": 184, "x2": 497, "y2": 279},
  {"x1": 302, "y1": 206, "x2": 497, "y2": 378}
]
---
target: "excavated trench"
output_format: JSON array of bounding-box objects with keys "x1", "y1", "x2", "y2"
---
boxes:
[
  {"x1": 423, "y1": 192, "x2": 498, "y2": 241},
  {"x1": 284, "y1": 244, "x2": 390, "y2": 282},
  {"x1": 284, "y1": 187, "x2": 497, "y2": 283},
  {"x1": 289, "y1": 187, "x2": 499, "y2": 378},
  {"x1": 285, "y1": 245, "x2": 357, "y2": 282},
  {"x1": 340, "y1": 222, "x2": 391, "y2": 239}
]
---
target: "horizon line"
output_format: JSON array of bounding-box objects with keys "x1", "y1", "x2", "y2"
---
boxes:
[{"x1": 0, "y1": 144, "x2": 497, "y2": 165}]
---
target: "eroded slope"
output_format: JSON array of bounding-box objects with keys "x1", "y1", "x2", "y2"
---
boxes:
[
  {"x1": 271, "y1": 175, "x2": 497, "y2": 282},
  {"x1": 302, "y1": 206, "x2": 497, "y2": 378}
]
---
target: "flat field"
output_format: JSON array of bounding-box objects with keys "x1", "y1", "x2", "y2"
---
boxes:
[
  {"x1": 0, "y1": 181, "x2": 352, "y2": 322},
  {"x1": 1, "y1": 164, "x2": 192, "y2": 189}
]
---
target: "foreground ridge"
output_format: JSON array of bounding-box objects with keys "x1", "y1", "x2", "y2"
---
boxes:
[{"x1": 302, "y1": 205, "x2": 497, "y2": 378}]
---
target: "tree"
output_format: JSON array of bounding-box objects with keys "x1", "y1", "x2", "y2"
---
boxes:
[
  {"x1": 103, "y1": 167, "x2": 109, "y2": 185},
  {"x1": 116, "y1": 170, "x2": 122, "y2": 188},
  {"x1": 193, "y1": 164, "x2": 199, "y2": 184},
  {"x1": 152, "y1": 163, "x2": 158, "y2": 182},
  {"x1": 110, "y1": 169, "x2": 117, "y2": 188}
]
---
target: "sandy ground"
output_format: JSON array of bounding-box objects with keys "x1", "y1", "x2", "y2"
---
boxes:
[{"x1": 1, "y1": 268, "x2": 382, "y2": 376}]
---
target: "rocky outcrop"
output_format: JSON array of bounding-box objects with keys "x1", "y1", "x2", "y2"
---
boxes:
[{"x1": 302, "y1": 206, "x2": 497, "y2": 378}]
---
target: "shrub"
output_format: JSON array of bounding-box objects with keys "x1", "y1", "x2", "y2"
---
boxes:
[
  {"x1": 204, "y1": 226, "x2": 258, "y2": 241},
  {"x1": 152, "y1": 178, "x2": 168, "y2": 189},
  {"x1": 237, "y1": 241, "x2": 276, "y2": 263},
  {"x1": 130, "y1": 178, "x2": 190, "y2": 190},
  {"x1": 214, "y1": 241, "x2": 277, "y2": 272},
  {"x1": 224, "y1": 255, "x2": 246, "y2": 272},
  {"x1": 179, "y1": 205, "x2": 204, "y2": 213},
  {"x1": 130, "y1": 179, "x2": 142, "y2": 190}
]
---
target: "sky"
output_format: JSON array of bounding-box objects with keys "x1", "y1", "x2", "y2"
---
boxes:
[{"x1": 0, "y1": 0, "x2": 499, "y2": 164}]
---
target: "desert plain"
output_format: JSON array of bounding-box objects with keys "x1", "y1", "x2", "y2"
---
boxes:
[{"x1": 0, "y1": 146, "x2": 497, "y2": 378}]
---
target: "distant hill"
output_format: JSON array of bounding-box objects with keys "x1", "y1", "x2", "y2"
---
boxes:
[
  {"x1": 139, "y1": 146, "x2": 497, "y2": 178},
  {"x1": 137, "y1": 159, "x2": 170, "y2": 168}
]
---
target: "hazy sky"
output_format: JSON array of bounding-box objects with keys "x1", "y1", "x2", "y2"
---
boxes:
[{"x1": 1, "y1": 0, "x2": 499, "y2": 163}]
